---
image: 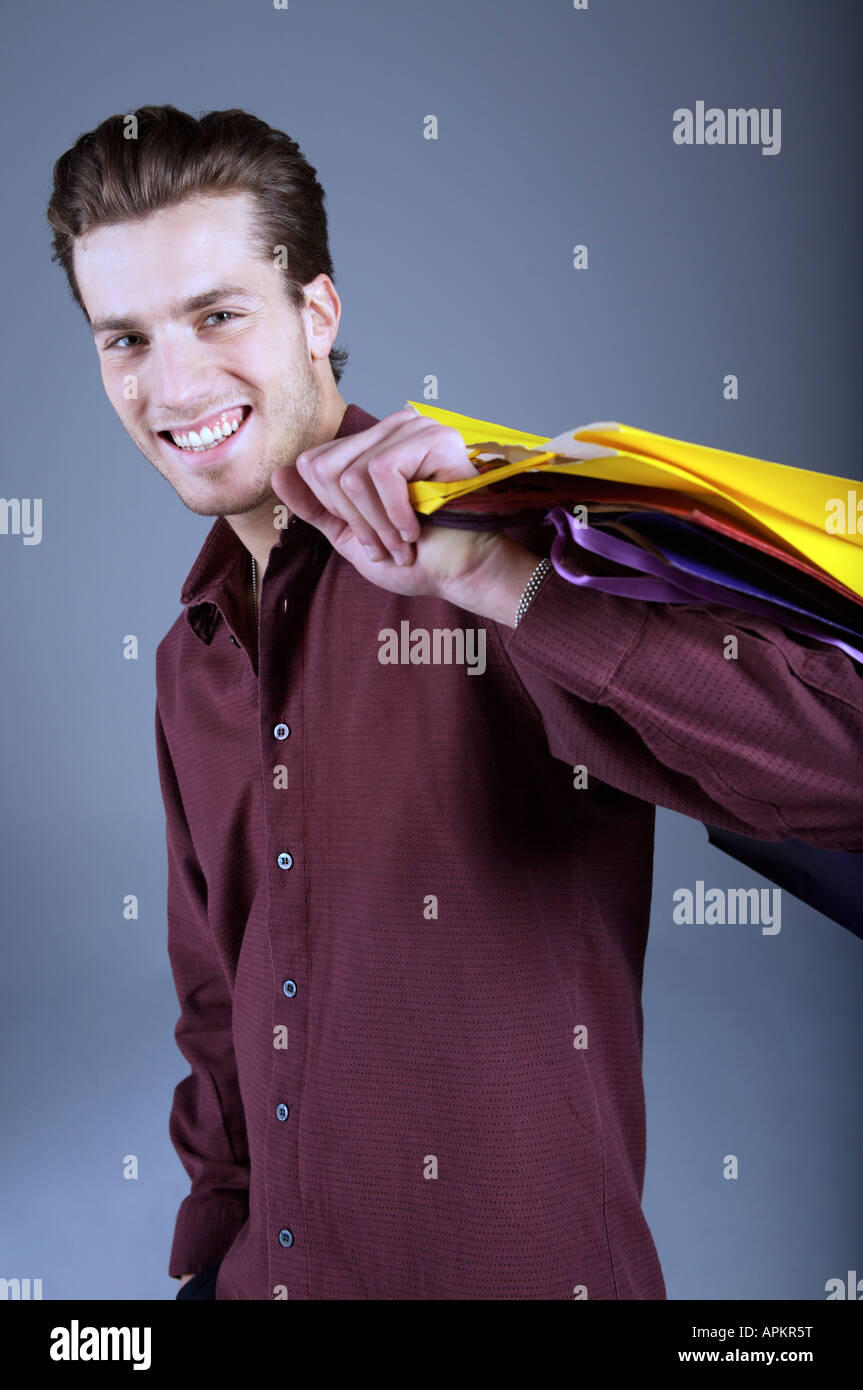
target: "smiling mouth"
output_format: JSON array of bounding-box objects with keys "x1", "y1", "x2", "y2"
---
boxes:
[{"x1": 158, "y1": 405, "x2": 253, "y2": 454}]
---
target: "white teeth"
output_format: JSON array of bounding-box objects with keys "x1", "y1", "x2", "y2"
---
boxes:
[{"x1": 168, "y1": 411, "x2": 246, "y2": 450}]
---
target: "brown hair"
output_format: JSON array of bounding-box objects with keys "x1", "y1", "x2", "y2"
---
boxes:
[{"x1": 46, "y1": 104, "x2": 349, "y2": 383}]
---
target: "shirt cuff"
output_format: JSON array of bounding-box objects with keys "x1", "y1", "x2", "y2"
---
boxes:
[
  {"x1": 501, "y1": 566, "x2": 651, "y2": 703},
  {"x1": 168, "y1": 1194, "x2": 249, "y2": 1278}
]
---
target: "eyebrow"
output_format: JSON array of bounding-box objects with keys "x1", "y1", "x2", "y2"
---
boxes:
[{"x1": 90, "y1": 284, "x2": 263, "y2": 336}]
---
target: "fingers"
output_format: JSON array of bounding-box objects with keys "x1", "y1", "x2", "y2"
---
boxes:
[
  {"x1": 293, "y1": 412, "x2": 475, "y2": 563},
  {"x1": 296, "y1": 409, "x2": 419, "y2": 563},
  {"x1": 270, "y1": 458, "x2": 355, "y2": 554},
  {"x1": 340, "y1": 454, "x2": 415, "y2": 563},
  {"x1": 295, "y1": 445, "x2": 402, "y2": 562}
]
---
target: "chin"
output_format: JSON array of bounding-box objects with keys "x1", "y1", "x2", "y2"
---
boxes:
[{"x1": 178, "y1": 476, "x2": 276, "y2": 519}]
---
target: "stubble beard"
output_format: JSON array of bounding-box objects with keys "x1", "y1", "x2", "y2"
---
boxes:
[{"x1": 149, "y1": 355, "x2": 324, "y2": 520}]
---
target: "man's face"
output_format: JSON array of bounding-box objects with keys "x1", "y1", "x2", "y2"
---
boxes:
[{"x1": 73, "y1": 191, "x2": 324, "y2": 518}]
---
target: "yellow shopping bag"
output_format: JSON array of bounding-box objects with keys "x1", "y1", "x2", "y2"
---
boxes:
[{"x1": 404, "y1": 402, "x2": 863, "y2": 599}]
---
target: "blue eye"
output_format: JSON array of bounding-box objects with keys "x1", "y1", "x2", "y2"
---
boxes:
[{"x1": 204, "y1": 311, "x2": 237, "y2": 325}]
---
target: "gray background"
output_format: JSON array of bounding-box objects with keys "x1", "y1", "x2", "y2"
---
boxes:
[{"x1": 1, "y1": 0, "x2": 860, "y2": 1300}]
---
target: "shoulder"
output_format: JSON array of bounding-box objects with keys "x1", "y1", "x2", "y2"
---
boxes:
[{"x1": 155, "y1": 609, "x2": 197, "y2": 711}]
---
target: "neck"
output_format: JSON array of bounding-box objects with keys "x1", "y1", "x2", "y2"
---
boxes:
[{"x1": 227, "y1": 385, "x2": 348, "y2": 579}]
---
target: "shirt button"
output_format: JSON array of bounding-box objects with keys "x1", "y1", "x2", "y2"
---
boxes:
[
  {"x1": 277, "y1": 851, "x2": 293, "y2": 870},
  {"x1": 276, "y1": 1103, "x2": 290, "y2": 1121},
  {"x1": 282, "y1": 979, "x2": 297, "y2": 998},
  {"x1": 274, "y1": 723, "x2": 290, "y2": 739},
  {"x1": 278, "y1": 1228, "x2": 294, "y2": 1248}
]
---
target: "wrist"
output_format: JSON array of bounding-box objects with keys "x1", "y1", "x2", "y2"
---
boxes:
[{"x1": 444, "y1": 536, "x2": 545, "y2": 628}]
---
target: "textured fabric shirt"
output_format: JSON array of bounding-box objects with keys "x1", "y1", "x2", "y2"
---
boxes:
[{"x1": 155, "y1": 401, "x2": 863, "y2": 1300}]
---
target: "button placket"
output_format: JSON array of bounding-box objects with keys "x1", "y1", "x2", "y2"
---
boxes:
[{"x1": 257, "y1": 540, "x2": 312, "y2": 1297}]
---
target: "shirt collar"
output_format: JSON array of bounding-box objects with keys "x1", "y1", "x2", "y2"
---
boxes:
[{"x1": 179, "y1": 402, "x2": 380, "y2": 643}]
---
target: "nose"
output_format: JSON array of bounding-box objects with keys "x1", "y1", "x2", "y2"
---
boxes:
[{"x1": 147, "y1": 329, "x2": 219, "y2": 426}]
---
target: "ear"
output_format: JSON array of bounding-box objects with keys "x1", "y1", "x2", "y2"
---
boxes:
[{"x1": 301, "y1": 274, "x2": 341, "y2": 360}]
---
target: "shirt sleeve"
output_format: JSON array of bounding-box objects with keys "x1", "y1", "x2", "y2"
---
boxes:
[
  {"x1": 155, "y1": 699, "x2": 250, "y2": 1278},
  {"x1": 497, "y1": 565, "x2": 863, "y2": 853}
]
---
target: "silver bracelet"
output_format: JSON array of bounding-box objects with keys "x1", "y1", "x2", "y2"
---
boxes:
[{"x1": 514, "y1": 557, "x2": 552, "y2": 628}]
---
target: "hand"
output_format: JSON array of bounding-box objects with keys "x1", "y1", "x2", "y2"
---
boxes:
[{"x1": 270, "y1": 406, "x2": 517, "y2": 609}]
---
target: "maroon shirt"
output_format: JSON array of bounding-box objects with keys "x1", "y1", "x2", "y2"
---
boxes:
[{"x1": 155, "y1": 401, "x2": 863, "y2": 1299}]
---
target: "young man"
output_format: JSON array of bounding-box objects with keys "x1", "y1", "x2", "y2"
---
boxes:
[{"x1": 48, "y1": 105, "x2": 863, "y2": 1301}]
